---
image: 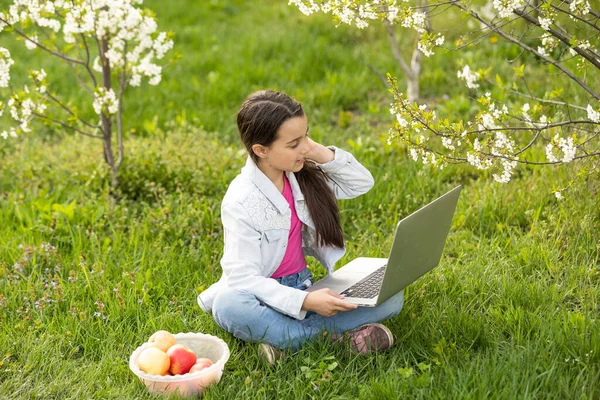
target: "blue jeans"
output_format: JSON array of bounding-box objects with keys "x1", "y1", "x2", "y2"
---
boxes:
[{"x1": 211, "y1": 267, "x2": 405, "y2": 350}]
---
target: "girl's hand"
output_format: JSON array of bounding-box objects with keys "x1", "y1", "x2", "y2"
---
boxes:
[
  {"x1": 304, "y1": 138, "x2": 335, "y2": 164},
  {"x1": 301, "y1": 288, "x2": 358, "y2": 317}
]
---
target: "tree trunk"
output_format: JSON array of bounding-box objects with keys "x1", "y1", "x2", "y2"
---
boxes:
[
  {"x1": 384, "y1": 19, "x2": 422, "y2": 102},
  {"x1": 99, "y1": 38, "x2": 120, "y2": 196},
  {"x1": 406, "y1": 75, "x2": 420, "y2": 102}
]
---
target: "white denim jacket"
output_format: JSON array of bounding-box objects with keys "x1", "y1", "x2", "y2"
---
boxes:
[{"x1": 197, "y1": 146, "x2": 374, "y2": 320}]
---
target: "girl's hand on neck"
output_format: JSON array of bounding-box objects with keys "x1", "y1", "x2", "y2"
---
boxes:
[{"x1": 304, "y1": 138, "x2": 334, "y2": 164}]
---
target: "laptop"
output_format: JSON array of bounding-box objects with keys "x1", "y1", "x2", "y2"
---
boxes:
[{"x1": 305, "y1": 185, "x2": 462, "y2": 307}]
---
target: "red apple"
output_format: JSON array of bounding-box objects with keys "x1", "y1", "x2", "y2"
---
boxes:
[
  {"x1": 147, "y1": 330, "x2": 176, "y2": 352},
  {"x1": 166, "y1": 344, "x2": 197, "y2": 375},
  {"x1": 137, "y1": 347, "x2": 170, "y2": 376},
  {"x1": 189, "y1": 358, "x2": 213, "y2": 373}
]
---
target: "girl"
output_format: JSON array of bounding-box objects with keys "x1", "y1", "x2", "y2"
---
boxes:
[{"x1": 198, "y1": 90, "x2": 405, "y2": 364}]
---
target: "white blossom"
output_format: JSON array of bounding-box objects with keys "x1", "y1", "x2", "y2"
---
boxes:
[
  {"x1": 1, "y1": 127, "x2": 18, "y2": 139},
  {"x1": 546, "y1": 142, "x2": 558, "y2": 163},
  {"x1": 417, "y1": 41, "x2": 434, "y2": 57},
  {"x1": 93, "y1": 87, "x2": 119, "y2": 115},
  {"x1": 558, "y1": 135, "x2": 576, "y2": 163},
  {"x1": 539, "y1": 16, "x2": 553, "y2": 31},
  {"x1": 457, "y1": 65, "x2": 480, "y2": 89},
  {"x1": 481, "y1": 113, "x2": 498, "y2": 129},
  {"x1": 541, "y1": 33, "x2": 557, "y2": 52},
  {"x1": 546, "y1": 134, "x2": 577, "y2": 163},
  {"x1": 289, "y1": 0, "x2": 402, "y2": 28},
  {"x1": 25, "y1": 35, "x2": 38, "y2": 50},
  {"x1": 396, "y1": 113, "x2": 408, "y2": 127},
  {"x1": 569, "y1": 0, "x2": 591, "y2": 16},
  {"x1": 7, "y1": 0, "x2": 172, "y2": 86},
  {"x1": 0, "y1": 47, "x2": 14, "y2": 87},
  {"x1": 467, "y1": 151, "x2": 492, "y2": 170},
  {"x1": 493, "y1": 0, "x2": 524, "y2": 18},
  {"x1": 587, "y1": 104, "x2": 600, "y2": 123},
  {"x1": 409, "y1": 148, "x2": 419, "y2": 161},
  {"x1": 554, "y1": 191, "x2": 564, "y2": 200},
  {"x1": 522, "y1": 103, "x2": 532, "y2": 124},
  {"x1": 442, "y1": 137, "x2": 455, "y2": 150},
  {"x1": 493, "y1": 159, "x2": 517, "y2": 183}
]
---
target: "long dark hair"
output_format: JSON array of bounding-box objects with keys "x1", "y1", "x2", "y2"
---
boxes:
[{"x1": 237, "y1": 90, "x2": 344, "y2": 248}]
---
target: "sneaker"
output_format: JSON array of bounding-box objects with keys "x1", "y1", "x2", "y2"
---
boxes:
[
  {"x1": 257, "y1": 343, "x2": 286, "y2": 365},
  {"x1": 334, "y1": 323, "x2": 394, "y2": 354}
]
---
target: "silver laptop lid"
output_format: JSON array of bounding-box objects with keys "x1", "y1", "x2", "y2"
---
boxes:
[{"x1": 376, "y1": 185, "x2": 462, "y2": 304}]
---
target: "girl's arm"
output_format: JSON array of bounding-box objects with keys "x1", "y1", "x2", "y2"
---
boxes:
[
  {"x1": 306, "y1": 139, "x2": 375, "y2": 199},
  {"x1": 219, "y1": 201, "x2": 310, "y2": 320}
]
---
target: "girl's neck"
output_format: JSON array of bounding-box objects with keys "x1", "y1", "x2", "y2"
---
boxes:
[{"x1": 257, "y1": 161, "x2": 285, "y2": 192}]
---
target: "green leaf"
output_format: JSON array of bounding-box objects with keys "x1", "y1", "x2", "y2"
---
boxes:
[
  {"x1": 513, "y1": 64, "x2": 525, "y2": 78},
  {"x1": 548, "y1": 88, "x2": 563, "y2": 99},
  {"x1": 398, "y1": 367, "x2": 414, "y2": 378},
  {"x1": 495, "y1": 74, "x2": 503, "y2": 88},
  {"x1": 417, "y1": 362, "x2": 431, "y2": 372}
]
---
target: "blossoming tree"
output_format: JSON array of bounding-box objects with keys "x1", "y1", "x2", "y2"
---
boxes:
[
  {"x1": 0, "y1": 0, "x2": 173, "y2": 191},
  {"x1": 290, "y1": 0, "x2": 599, "y2": 197}
]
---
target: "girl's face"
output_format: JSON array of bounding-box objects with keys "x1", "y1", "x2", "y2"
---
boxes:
[{"x1": 255, "y1": 115, "x2": 310, "y2": 175}]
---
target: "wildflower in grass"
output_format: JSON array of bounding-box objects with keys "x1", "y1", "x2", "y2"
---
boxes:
[
  {"x1": 68, "y1": 270, "x2": 77, "y2": 282},
  {"x1": 94, "y1": 299, "x2": 106, "y2": 319}
]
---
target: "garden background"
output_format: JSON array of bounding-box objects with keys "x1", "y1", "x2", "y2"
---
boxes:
[{"x1": 0, "y1": 0, "x2": 598, "y2": 398}]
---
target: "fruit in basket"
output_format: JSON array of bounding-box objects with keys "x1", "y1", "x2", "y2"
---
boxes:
[
  {"x1": 137, "y1": 347, "x2": 170, "y2": 375},
  {"x1": 189, "y1": 358, "x2": 213, "y2": 373},
  {"x1": 147, "y1": 330, "x2": 176, "y2": 352},
  {"x1": 167, "y1": 344, "x2": 197, "y2": 375}
]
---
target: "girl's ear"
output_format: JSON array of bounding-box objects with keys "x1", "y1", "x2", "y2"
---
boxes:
[{"x1": 252, "y1": 144, "x2": 269, "y2": 159}]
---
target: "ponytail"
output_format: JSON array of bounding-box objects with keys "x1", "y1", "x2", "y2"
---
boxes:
[{"x1": 296, "y1": 161, "x2": 344, "y2": 248}]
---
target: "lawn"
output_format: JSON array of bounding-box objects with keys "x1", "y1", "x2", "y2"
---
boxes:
[{"x1": 0, "y1": 1, "x2": 599, "y2": 399}]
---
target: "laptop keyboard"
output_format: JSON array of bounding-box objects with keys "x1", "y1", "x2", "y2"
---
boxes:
[{"x1": 340, "y1": 265, "x2": 387, "y2": 299}]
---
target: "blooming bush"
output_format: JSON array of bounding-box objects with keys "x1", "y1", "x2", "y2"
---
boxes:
[
  {"x1": 0, "y1": 0, "x2": 174, "y2": 190},
  {"x1": 290, "y1": 0, "x2": 600, "y2": 196}
]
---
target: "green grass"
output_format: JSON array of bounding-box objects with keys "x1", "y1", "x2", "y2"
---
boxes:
[{"x1": 1, "y1": 0, "x2": 599, "y2": 399}]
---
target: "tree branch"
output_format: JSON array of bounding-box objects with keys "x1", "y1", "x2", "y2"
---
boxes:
[
  {"x1": 550, "y1": 2, "x2": 600, "y2": 33},
  {"x1": 513, "y1": 9, "x2": 600, "y2": 69},
  {"x1": 44, "y1": 90, "x2": 98, "y2": 129},
  {"x1": 32, "y1": 112, "x2": 102, "y2": 138},
  {"x1": 384, "y1": 19, "x2": 413, "y2": 77},
  {"x1": 0, "y1": 17, "x2": 86, "y2": 66},
  {"x1": 356, "y1": 53, "x2": 390, "y2": 88},
  {"x1": 492, "y1": 83, "x2": 587, "y2": 111},
  {"x1": 453, "y1": 3, "x2": 600, "y2": 100},
  {"x1": 514, "y1": 129, "x2": 542, "y2": 155},
  {"x1": 80, "y1": 33, "x2": 98, "y2": 87}
]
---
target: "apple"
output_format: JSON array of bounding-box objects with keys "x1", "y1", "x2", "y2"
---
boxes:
[
  {"x1": 189, "y1": 357, "x2": 213, "y2": 373},
  {"x1": 147, "y1": 330, "x2": 176, "y2": 352},
  {"x1": 137, "y1": 347, "x2": 170, "y2": 376},
  {"x1": 166, "y1": 344, "x2": 197, "y2": 375}
]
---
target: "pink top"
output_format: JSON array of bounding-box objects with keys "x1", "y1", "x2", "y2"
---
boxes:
[{"x1": 270, "y1": 174, "x2": 307, "y2": 279}]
